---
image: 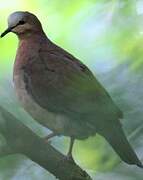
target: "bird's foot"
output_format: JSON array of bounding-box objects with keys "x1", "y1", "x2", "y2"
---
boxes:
[
  {"x1": 66, "y1": 154, "x2": 75, "y2": 162},
  {"x1": 59, "y1": 154, "x2": 75, "y2": 166},
  {"x1": 66, "y1": 153, "x2": 75, "y2": 164},
  {"x1": 43, "y1": 132, "x2": 57, "y2": 144}
]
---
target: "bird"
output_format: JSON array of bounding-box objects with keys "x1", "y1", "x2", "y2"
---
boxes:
[{"x1": 1, "y1": 11, "x2": 142, "y2": 167}]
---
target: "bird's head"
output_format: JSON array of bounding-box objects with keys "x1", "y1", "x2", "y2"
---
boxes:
[{"x1": 1, "y1": 11, "x2": 43, "y2": 38}]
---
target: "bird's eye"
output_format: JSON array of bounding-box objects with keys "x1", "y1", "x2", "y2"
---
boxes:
[{"x1": 18, "y1": 20, "x2": 25, "y2": 25}]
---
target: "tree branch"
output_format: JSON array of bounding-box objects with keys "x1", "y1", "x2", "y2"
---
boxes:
[{"x1": 0, "y1": 106, "x2": 92, "y2": 180}]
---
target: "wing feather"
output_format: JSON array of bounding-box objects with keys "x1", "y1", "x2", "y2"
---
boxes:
[{"x1": 24, "y1": 45, "x2": 123, "y2": 122}]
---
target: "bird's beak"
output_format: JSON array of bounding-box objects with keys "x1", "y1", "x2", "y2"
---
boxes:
[{"x1": 1, "y1": 27, "x2": 12, "y2": 38}]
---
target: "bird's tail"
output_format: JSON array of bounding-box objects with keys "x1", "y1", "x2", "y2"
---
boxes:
[{"x1": 99, "y1": 124, "x2": 143, "y2": 168}]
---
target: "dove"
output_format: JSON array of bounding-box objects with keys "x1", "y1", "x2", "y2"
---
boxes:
[{"x1": 1, "y1": 11, "x2": 143, "y2": 167}]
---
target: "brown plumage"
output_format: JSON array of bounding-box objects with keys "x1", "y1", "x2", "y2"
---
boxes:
[{"x1": 1, "y1": 11, "x2": 142, "y2": 167}]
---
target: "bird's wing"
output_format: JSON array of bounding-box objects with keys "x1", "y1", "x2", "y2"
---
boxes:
[{"x1": 24, "y1": 44, "x2": 122, "y2": 122}]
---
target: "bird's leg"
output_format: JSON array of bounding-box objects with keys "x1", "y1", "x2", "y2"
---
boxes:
[
  {"x1": 44, "y1": 132, "x2": 57, "y2": 143},
  {"x1": 67, "y1": 137, "x2": 75, "y2": 161}
]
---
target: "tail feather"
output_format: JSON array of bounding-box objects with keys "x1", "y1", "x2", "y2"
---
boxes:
[{"x1": 99, "y1": 124, "x2": 143, "y2": 168}]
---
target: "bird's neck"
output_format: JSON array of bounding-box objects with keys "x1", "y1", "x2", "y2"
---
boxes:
[
  {"x1": 18, "y1": 29, "x2": 47, "y2": 40},
  {"x1": 18, "y1": 30, "x2": 50, "y2": 51},
  {"x1": 14, "y1": 32, "x2": 49, "y2": 75}
]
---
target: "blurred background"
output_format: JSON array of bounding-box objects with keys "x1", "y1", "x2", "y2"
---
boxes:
[{"x1": 0, "y1": 0, "x2": 143, "y2": 179}]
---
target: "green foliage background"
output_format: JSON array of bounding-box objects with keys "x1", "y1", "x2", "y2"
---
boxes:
[{"x1": 0, "y1": 0, "x2": 143, "y2": 179}]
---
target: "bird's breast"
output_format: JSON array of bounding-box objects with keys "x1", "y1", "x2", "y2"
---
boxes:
[
  {"x1": 13, "y1": 69, "x2": 91, "y2": 139},
  {"x1": 13, "y1": 70, "x2": 71, "y2": 134}
]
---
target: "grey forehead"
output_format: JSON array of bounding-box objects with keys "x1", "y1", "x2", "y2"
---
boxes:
[{"x1": 8, "y1": 11, "x2": 27, "y2": 26}]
